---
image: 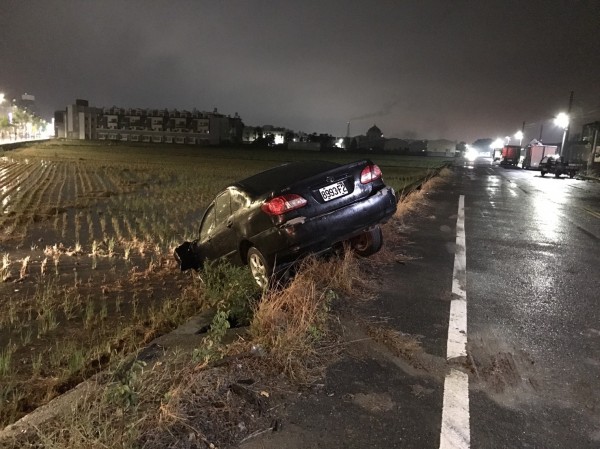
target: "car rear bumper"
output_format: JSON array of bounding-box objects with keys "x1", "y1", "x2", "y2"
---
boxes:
[{"x1": 258, "y1": 186, "x2": 397, "y2": 264}]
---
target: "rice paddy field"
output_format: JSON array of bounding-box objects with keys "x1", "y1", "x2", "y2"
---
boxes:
[{"x1": 0, "y1": 140, "x2": 451, "y2": 427}]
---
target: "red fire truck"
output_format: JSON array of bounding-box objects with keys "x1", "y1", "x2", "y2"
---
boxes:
[{"x1": 499, "y1": 145, "x2": 522, "y2": 166}]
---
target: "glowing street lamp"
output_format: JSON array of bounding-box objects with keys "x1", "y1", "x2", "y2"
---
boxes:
[
  {"x1": 490, "y1": 138, "x2": 504, "y2": 149},
  {"x1": 554, "y1": 112, "x2": 569, "y2": 155},
  {"x1": 514, "y1": 130, "x2": 523, "y2": 146},
  {"x1": 554, "y1": 112, "x2": 569, "y2": 129}
]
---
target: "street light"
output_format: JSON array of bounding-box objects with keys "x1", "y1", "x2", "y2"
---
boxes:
[
  {"x1": 514, "y1": 130, "x2": 523, "y2": 146},
  {"x1": 490, "y1": 138, "x2": 504, "y2": 149},
  {"x1": 554, "y1": 112, "x2": 569, "y2": 155}
]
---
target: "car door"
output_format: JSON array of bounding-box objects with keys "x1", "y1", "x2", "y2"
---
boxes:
[
  {"x1": 207, "y1": 190, "x2": 240, "y2": 263},
  {"x1": 198, "y1": 204, "x2": 217, "y2": 260}
]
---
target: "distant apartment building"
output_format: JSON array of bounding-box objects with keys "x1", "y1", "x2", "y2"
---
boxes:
[
  {"x1": 54, "y1": 99, "x2": 99, "y2": 139},
  {"x1": 55, "y1": 101, "x2": 244, "y2": 145},
  {"x1": 17, "y1": 93, "x2": 38, "y2": 115}
]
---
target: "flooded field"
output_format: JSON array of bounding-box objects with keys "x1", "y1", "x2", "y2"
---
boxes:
[{"x1": 0, "y1": 140, "x2": 448, "y2": 426}]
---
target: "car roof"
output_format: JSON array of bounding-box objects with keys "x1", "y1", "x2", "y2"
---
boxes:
[{"x1": 234, "y1": 160, "x2": 341, "y2": 196}]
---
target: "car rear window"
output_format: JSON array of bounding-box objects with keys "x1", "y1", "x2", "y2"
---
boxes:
[{"x1": 236, "y1": 160, "x2": 340, "y2": 196}]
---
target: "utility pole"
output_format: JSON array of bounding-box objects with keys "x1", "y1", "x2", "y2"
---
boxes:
[
  {"x1": 587, "y1": 122, "x2": 599, "y2": 169},
  {"x1": 562, "y1": 90, "x2": 574, "y2": 156}
]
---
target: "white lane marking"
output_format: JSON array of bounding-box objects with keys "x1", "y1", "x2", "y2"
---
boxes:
[
  {"x1": 440, "y1": 194, "x2": 470, "y2": 449},
  {"x1": 440, "y1": 369, "x2": 470, "y2": 449},
  {"x1": 448, "y1": 194, "x2": 467, "y2": 359}
]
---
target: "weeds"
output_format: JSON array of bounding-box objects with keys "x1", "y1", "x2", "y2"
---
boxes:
[
  {"x1": 31, "y1": 352, "x2": 43, "y2": 376},
  {"x1": 100, "y1": 300, "x2": 108, "y2": 321},
  {"x1": 123, "y1": 242, "x2": 131, "y2": 261},
  {"x1": 37, "y1": 308, "x2": 59, "y2": 337},
  {"x1": 201, "y1": 259, "x2": 261, "y2": 324},
  {"x1": 40, "y1": 256, "x2": 48, "y2": 276},
  {"x1": 19, "y1": 256, "x2": 30, "y2": 279},
  {"x1": 193, "y1": 308, "x2": 230, "y2": 365},
  {"x1": 106, "y1": 360, "x2": 147, "y2": 409},
  {"x1": 0, "y1": 345, "x2": 13, "y2": 377},
  {"x1": 84, "y1": 299, "x2": 95, "y2": 329},
  {"x1": 19, "y1": 327, "x2": 33, "y2": 346},
  {"x1": 53, "y1": 252, "x2": 60, "y2": 275},
  {"x1": 68, "y1": 347, "x2": 86, "y2": 376},
  {"x1": 107, "y1": 236, "x2": 116, "y2": 257},
  {"x1": 1, "y1": 253, "x2": 11, "y2": 281},
  {"x1": 62, "y1": 290, "x2": 80, "y2": 319},
  {"x1": 5, "y1": 297, "x2": 18, "y2": 326}
]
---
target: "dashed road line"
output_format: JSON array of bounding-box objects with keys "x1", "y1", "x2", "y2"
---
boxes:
[{"x1": 440, "y1": 194, "x2": 470, "y2": 449}]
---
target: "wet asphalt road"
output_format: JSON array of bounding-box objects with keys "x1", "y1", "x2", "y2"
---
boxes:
[
  {"x1": 241, "y1": 159, "x2": 600, "y2": 449},
  {"x1": 463, "y1": 158, "x2": 600, "y2": 448}
]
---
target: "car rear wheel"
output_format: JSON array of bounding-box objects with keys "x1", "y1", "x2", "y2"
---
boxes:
[
  {"x1": 540, "y1": 170, "x2": 546, "y2": 176},
  {"x1": 247, "y1": 247, "x2": 273, "y2": 289},
  {"x1": 351, "y1": 226, "x2": 383, "y2": 257}
]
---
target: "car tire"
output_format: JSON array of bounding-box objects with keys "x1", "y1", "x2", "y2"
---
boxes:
[
  {"x1": 540, "y1": 170, "x2": 546, "y2": 176},
  {"x1": 351, "y1": 226, "x2": 383, "y2": 257},
  {"x1": 247, "y1": 247, "x2": 273, "y2": 289}
]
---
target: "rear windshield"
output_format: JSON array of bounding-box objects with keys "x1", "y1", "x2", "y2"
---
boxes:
[{"x1": 236, "y1": 160, "x2": 340, "y2": 196}]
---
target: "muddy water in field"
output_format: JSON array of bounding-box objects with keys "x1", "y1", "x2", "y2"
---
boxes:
[
  {"x1": 0, "y1": 236, "x2": 205, "y2": 426},
  {"x1": 0, "y1": 156, "x2": 210, "y2": 427}
]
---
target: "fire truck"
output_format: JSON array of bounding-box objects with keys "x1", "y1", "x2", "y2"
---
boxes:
[{"x1": 499, "y1": 145, "x2": 522, "y2": 166}]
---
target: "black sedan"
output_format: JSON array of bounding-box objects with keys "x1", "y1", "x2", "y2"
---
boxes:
[{"x1": 175, "y1": 159, "x2": 397, "y2": 287}]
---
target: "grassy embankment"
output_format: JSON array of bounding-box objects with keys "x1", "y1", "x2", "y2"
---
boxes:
[{"x1": 0, "y1": 140, "x2": 452, "y2": 437}]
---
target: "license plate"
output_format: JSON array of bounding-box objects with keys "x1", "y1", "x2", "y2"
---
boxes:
[{"x1": 319, "y1": 181, "x2": 348, "y2": 202}]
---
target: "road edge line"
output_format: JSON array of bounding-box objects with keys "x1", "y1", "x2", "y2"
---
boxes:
[{"x1": 440, "y1": 194, "x2": 470, "y2": 449}]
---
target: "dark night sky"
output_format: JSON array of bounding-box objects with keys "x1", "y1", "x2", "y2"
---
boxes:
[{"x1": 1, "y1": 0, "x2": 599, "y2": 144}]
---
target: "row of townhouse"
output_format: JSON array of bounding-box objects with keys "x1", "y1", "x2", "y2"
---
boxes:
[{"x1": 54, "y1": 99, "x2": 245, "y2": 145}]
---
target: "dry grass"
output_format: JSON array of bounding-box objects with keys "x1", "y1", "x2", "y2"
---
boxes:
[
  {"x1": 249, "y1": 250, "x2": 359, "y2": 383},
  {"x1": 0, "y1": 250, "x2": 363, "y2": 448},
  {"x1": 372, "y1": 166, "x2": 452, "y2": 266},
  {"x1": 395, "y1": 166, "x2": 451, "y2": 219}
]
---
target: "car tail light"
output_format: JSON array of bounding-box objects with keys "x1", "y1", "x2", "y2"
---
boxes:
[
  {"x1": 360, "y1": 164, "x2": 382, "y2": 184},
  {"x1": 261, "y1": 194, "x2": 307, "y2": 215}
]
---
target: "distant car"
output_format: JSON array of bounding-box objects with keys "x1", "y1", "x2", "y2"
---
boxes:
[{"x1": 174, "y1": 159, "x2": 397, "y2": 287}]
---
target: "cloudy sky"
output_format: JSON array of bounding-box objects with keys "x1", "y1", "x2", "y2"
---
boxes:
[{"x1": 1, "y1": 0, "x2": 598, "y2": 143}]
